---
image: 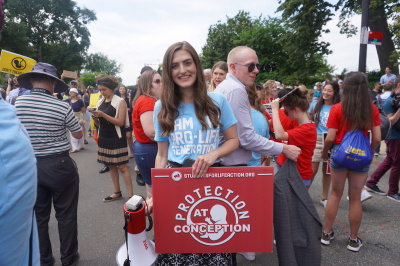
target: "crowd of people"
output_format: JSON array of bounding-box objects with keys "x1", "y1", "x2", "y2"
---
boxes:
[{"x1": 1, "y1": 43, "x2": 399, "y2": 265}]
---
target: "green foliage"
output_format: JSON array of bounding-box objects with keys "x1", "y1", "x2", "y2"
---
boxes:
[
  {"x1": 201, "y1": 10, "x2": 334, "y2": 85},
  {"x1": 84, "y1": 53, "x2": 122, "y2": 76},
  {"x1": 335, "y1": 0, "x2": 400, "y2": 70},
  {"x1": 81, "y1": 72, "x2": 103, "y2": 88},
  {"x1": 201, "y1": 11, "x2": 256, "y2": 68},
  {"x1": 277, "y1": 0, "x2": 334, "y2": 84},
  {"x1": 0, "y1": 0, "x2": 96, "y2": 75}
]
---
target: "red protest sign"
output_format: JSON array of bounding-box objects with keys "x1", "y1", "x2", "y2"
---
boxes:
[{"x1": 152, "y1": 166, "x2": 274, "y2": 254}]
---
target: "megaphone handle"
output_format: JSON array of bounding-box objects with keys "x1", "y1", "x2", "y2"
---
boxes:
[
  {"x1": 123, "y1": 214, "x2": 131, "y2": 266},
  {"x1": 146, "y1": 215, "x2": 153, "y2": 232}
]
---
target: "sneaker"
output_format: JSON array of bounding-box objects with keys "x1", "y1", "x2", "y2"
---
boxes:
[
  {"x1": 387, "y1": 193, "x2": 400, "y2": 202},
  {"x1": 346, "y1": 190, "x2": 372, "y2": 202},
  {"x1": 364, "y1": 184, "x2": 387, "y2": 195},
  {"x1": 321, "y1": 231, "x2": 334, "y2": 245},
  {"x1": 238, "y1": 252, "x2": 255, "y2": 261},
  {"x1": 374, "y1": 152, "x2": 379, "y2": 156},
  {"x1": 320, "y1": 199, "x2": 327, "y2": 208},
  {"x1": 361, "y1": 190, "x2": 373, "y2": 202},
  {"x1": 84, "y1": 140, "x2": 89, "y2": 144},
  {"x1": 347, "y1": 237, "x2": 363, "y2": 252}
]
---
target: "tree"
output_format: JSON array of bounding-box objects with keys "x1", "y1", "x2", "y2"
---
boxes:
[
  {"x1": 201, "y1": 11, "x2": 333, "y2": 84},
  {"x1": 277, "y1": 0, "x2": 334, "y2": 83},
  {"x1": 84, "y1": 52, "x2": 122, "y2": 76},
  {"x1": 277, "y1": 0, "x2": 400, "y2": 74},
  {"x1": 201, "y1": 11, "x2": 256, "y2": 68},
  {"x1": 0, "y1": 0, "x2": 96, "y2": 74}
]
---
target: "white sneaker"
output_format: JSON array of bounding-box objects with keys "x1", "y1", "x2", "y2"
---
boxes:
[
  {"x1": 361, "y1": 190, "x2": 373, "y2": 202},
  {"x1": 238, "y1": 252, "x2": 255, "y2": 261},
  {"x1": 320, "y1": 199, "x2": 327, "y2": 208},
  {"x1": 347, "y1": 190, "x2": 373, "y2": 202}
]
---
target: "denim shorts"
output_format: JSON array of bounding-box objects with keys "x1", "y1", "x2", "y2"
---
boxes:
[
  {"x1": 133, "y1": 141, "x2": 158, "y2": 186},
  {"x1": 330, "y1": 144, "x2": 370, "y2": 174}
]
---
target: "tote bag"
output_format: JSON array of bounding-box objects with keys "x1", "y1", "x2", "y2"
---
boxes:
[{"x1": 331, "y1": 130, "x2": 372, "y2": 170}]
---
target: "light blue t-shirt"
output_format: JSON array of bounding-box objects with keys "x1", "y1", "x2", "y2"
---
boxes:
[
  {"x1": 383, "y1": 96, "x2": 400, "y2": 139},
  {"x1": 154, "y1": 92, "x2": 237, "y2": 164},
  {"x1": 308, "y1": 101, "x2": 332, "y2": 135},
  {"x1": 0, "y1": 100, "x2": 40, "y2": 265},
  {"x1": 380, "y1": 73, "x2": 396, "y2": 85},
  {"x1": 313, "y1": 90, "x2": 322, "y2": 99},
  {"x1": 248, "y1": 109, "x2": 270, "y2": 166}
]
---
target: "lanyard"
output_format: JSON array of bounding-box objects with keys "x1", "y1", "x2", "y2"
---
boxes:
[{"x1": 31, "y1": 88, "x2": 52, "y2": 96}]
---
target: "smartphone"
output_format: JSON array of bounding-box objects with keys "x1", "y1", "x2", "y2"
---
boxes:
[{"x1": 89, "y1": 108, "x2": 97, "y2": 112}]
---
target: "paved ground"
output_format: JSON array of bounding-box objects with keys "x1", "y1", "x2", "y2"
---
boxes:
[{"x1": 47, "y1": 138, "x2": 400, "y2": 265}]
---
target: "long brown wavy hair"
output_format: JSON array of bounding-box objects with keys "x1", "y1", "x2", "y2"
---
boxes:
[
  {"x1": 158, "y1": 41, "x2": 221, "y2": 136},
  {"x1": 341, "y1": 72, "x2": 373, "y2": 131}
]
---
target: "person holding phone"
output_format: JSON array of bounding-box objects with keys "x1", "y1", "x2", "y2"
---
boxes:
[
  {"x1": 151, "y1": 41, "x2": 239, "y2": 265},
  {"x1": 90, "y1": 75, "x2": 134, "y2": 202}
]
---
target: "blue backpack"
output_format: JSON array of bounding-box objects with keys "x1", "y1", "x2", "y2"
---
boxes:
[{"x1": 331, "y1": 130, "x2": 372, "y2": 170}]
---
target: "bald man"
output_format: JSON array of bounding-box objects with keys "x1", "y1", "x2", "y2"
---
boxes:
[{"x1": 216, "y1": 46, "x2": 301, "y2": 166}]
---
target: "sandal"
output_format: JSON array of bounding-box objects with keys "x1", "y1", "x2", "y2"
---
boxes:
[{"x1": 103, "y1": 191, "x2": 122, "y2": 202}]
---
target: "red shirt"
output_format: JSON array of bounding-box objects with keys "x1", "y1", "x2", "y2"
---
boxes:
[
  {"x1": 277, "y1": 122, "x2": 317, "y2": 180},
  {"x1": 132, "y1": 95, "x2": 156, "y2": 143},
  {"x1": 327, "y1": 103, "x2": 381, "y2": 144}
]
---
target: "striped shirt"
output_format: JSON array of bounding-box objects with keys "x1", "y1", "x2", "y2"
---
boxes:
[{"x1": 15, "y1": 90, "x2": 82, "y2": 157}]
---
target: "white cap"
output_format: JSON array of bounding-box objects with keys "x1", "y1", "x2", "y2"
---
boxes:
[{"x1": 69, "y1": 88, "x2": 79, "y2": 94}]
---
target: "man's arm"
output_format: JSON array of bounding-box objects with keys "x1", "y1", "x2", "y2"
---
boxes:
[
  {"x1": 387, "y1": 109, "x2": 400, "y2": 125},
  {"x1": 76, "y1": 76, "x2": 86, "y2": 94},
  {"x1": 5, "y1": 78, "x2": 12, "y2": 98},
  {"x1": 225, "y1": 87, "x2": 283, "y2": 156}
]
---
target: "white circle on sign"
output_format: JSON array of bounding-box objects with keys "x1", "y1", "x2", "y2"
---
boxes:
[
  {"x1": 186, "y1": 196, "x2": 239, "y2": 246},
  {"x1": 171, "y1": 171, "x2": 182, "y2": 182}
]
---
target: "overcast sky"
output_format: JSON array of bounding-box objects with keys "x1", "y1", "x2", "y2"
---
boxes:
[{"x1": 75, "y1": 0, "x2": 380, "y2": 85}]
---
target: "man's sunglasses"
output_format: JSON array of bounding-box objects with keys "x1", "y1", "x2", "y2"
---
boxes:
[
  {"x1": 153, "y1": 79, "x2": 161, "y2": 84},
  {"x1": 234, "y1": 63, "x2": 261, "y2": 72}
]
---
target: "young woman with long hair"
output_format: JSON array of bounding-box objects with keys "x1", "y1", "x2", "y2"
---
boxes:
[
  {"x1": 271, "y1": 86, "x2": 317, "y2": 188},
  {"x1": 90, "y1": 76, "x2": 134, "y2": 202},
  {"x1": 152, "y1": 41, "x2": 238, "y2": 265},
  {"x1": 208, "y1": 61, "x2": 228, "y2": 91},
  {"x1": 308, "y1": 81, "x2": 341, "y2": 207},
  {"x1": 132, "y1": 70, "x2": 162, "y2": 202},
  {"x1": 321, "y1": 72, "x2": 381, "y2": 252}
]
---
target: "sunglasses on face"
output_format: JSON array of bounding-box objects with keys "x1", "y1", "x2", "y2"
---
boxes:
[
  {"x1": 153, "y1": 79, "x2": 161, "y2": 84},
  {"x1": 234, "y1": 63, "x2": 261, "y2": 72}
]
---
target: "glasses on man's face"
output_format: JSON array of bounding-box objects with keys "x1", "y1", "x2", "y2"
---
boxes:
[
  {"x1": 234, "y1": 63, "x2": 261, "y2": 72},
  {"x1": 153, "y1": 79, "x2": 161, "y2": 84}
]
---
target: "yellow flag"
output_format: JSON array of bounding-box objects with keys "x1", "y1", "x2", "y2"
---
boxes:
[{"x1": 0, "y1": 50, "x2": 37, "y2": 75}]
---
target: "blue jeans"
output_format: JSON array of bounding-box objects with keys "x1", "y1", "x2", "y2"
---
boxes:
[{"x1": 133, "y1": 141, "x2": 157, "y2": 186}]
